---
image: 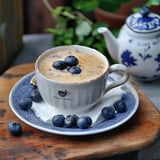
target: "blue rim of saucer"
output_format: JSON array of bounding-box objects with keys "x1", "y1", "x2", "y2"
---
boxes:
[{"x1": 9, "y1": 72, "x2": 139, "y2": 136}]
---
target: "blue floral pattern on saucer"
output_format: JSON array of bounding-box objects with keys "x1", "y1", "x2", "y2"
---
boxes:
[{"x1": 9, "y1": 73, "x2": 139, "y2": 136}]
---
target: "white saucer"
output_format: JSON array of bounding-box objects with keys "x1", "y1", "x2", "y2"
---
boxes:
[{"x1": 9, "y1": 72, "x2": 139, "y2": 136}]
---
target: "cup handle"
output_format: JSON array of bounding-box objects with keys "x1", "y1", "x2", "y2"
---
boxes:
[{"x1": 104, "y1": 64, "x2": 129, "y2": 94}]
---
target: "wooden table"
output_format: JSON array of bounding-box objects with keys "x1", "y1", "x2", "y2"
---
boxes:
[{"x1": 0, "y1": 63, "x2": 160, "y2": 160}]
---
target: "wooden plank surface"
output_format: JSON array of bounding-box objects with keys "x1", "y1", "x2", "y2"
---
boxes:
[{"x1": 0, "y1": 63, "x2": 159, "y2": 160}]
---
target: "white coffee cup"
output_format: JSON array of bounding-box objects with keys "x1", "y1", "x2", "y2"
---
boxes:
[{"x1": 35, "y1": 45, "x2": 129, "y2": 114}]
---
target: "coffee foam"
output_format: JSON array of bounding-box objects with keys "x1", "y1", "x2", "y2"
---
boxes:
[{"x1": 38, "y1": 48, "x2": 108, "y2": 83}]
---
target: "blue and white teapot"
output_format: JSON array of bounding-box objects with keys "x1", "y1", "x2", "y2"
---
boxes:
[{"x1": 98, "y1": 7, "x2": 160, "y2": 81}]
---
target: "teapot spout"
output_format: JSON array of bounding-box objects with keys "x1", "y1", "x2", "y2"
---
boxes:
[{"x1": 97, "y1": 27, "x2": 119, "y2": 61}]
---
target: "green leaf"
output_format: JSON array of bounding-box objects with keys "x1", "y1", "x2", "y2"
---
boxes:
[
  {"x1": 51, "y1": 6, "x2": 64, "y2": 16},
  {"x1": 64, "y1": 28, "x2": 74, "y2": 38},
  {"x1": 63, "y1": 39, "x2": 73, "y2": 45},
  {"x1": 61, "y1": 10, "x2": 76, "y2": 19},
  {"x1": 51, "y1": 6, "x2": 76, "y2": 29},
  {"x1": 75, "y1": 20, "x2": 92, "y2": 36},
  {"x1": 45, "y1": 28, "x2": 66, "y2": 35},
  {"x1": 55, "y1": 17, "x2": 69, "y2": 29},
  {"x1": 93, "y1": 42, "x2": 107, "y2": 56},
  {"x1": 145, "y1": 0, "x2": 160, "y2": 6},
  {"x1": 45, "y1": 28, "x2": 56, "y2": 34},
  {"x1": 77, "y1": 36, "x2": 84, "y2": 43},
  {"x1": 81, "y1": 37, "x2": 94, "y2": 46},
  {"x1": 132, "y1": 7, "x2": 141, "y2": 13},
  {"x1": 92, "y1": 22, "x2": 108, "y2": 29},
  {"x1": 99, "y1": 0, "x2": 132, "y2": 12},
  {"x1": 92, "y1": 22, "x2": 108, "y2": 36},
  {"x1": 111, "y1": 28, "x2": 120, "y2": 37},
  {"x1": 73, "y1": 0, "x2": 99, "y2": 12}
]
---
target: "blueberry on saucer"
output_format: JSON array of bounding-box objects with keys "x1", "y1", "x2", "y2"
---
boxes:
[
  {"x1": 18, "y1": 97, "x2": 32, "y2": 111},
  {"x1": 52, "y1": 114, "x2": 65, "y2": 127},
  {"x1": 64, "y1": 115, "x2": 78, "y2": 128},
  {"x1": 101, "y1": 107, "x2": 116, "y2": 120},
  {"x1": 30, "y1": 88, "x2": 43, "y2": 102},
  {"x1": 77, "y1": 116, "x2": 92, "y2": 129},
  {"x1": 114, "y1": 100, "x2": 127, "y2": 113}
]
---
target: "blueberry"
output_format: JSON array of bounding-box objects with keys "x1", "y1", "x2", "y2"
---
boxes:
[
  {"x1": 64, "y1": 115, "x2": 78, "y2": 128},
  {"x1": 69, "y1": 66, "x2": 81, "y2": 74},
  {"x1": 65, "y1": 55, "x2": 79, "y2": 67},
  {"x1": 30, "y1": 88, "x2": 43, "y2": 102},
  {"x1": 101, "y1": 107, "x2": 115, "y2": 120},
  {"x1": 8, "y1": 121, "x2": 22, "y2": 136},
  {"x1": 77, "y1": 116, "x2": 92, "y2": 129},
  {"x1": 52, "y1": 60, "x2": 67, "y2": 70},
  {"x1": 114, "y1": 100, "x2": 127, "y2": 113},
  {"x1": 52, "y1": 114, "x2": 65, "y2": 127},
  {"x1": 18, "y1": 97, "x2": 32, "y2": 111}
]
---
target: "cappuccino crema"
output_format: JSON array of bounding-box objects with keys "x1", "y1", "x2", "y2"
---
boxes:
[{"x1": 38, "y1": 49, "x2": 108, "y2": 83}]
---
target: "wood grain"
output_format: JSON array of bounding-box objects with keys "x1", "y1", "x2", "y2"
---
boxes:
[{"x1": 0, "y1": 63, "x2": 159, "y2": 160}]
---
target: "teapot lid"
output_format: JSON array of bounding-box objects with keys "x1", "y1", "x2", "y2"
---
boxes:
[{"x1": 126, "y1": 7, "x2": 160, "y2": 33}]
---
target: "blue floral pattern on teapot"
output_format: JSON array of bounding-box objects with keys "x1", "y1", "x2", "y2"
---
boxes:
[{"x1": 121, "y1": 37, "x2": 160, "y2": 80}]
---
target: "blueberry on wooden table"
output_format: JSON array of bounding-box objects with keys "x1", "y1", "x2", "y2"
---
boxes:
[
  {"x1": 114, "y1": 100, "x2": 127, "y2": 113},
  {"x1": 77, "y1": 116, "x2": 92, "y2": 129},
  {"x1": 52, "y1": 114, "x2": 65, "y2": 127},
  {"x1": 65, "y1": 55, "x2": 79, "y2": 67},
  {"x1": 18, "y1": 97, "x2": 32, "y2": 111},
  {"x1": 8, "y1": 121, "x2": 22, "y2": 136},
  {"x1": 52, "y1": 60, "x2": 67, "y2": 70},
  {"x1": 69, "y1": 66, "x2": 82, "y2": 74},
  {"x1": 101, "y1": 107, "x2": 116, "y2": 120}
]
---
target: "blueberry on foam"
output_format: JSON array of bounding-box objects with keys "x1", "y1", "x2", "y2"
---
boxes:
[
  {"x1": 64, "y1": 55, "x2": 79, "y2": 67},
  {"x1": 52, "y1": 55, "x2": 82, "y2": 74},
  {"x1": 52, "y1": 60, "x2": 67, "y2": 70},
  {"x1": 69, "y1": 66, "x2": 81, "y2": 74}
]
